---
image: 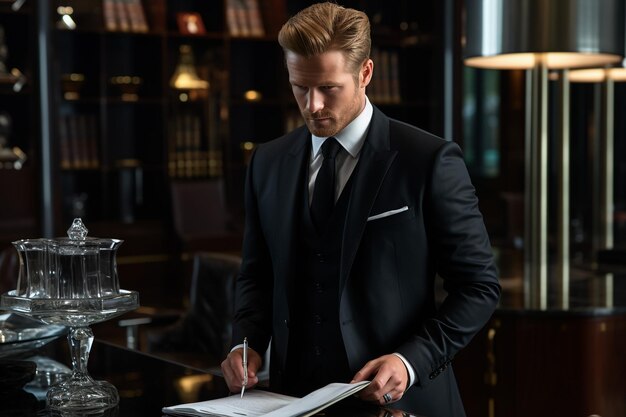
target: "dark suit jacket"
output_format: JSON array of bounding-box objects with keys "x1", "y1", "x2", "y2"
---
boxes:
[{"x1": 233, "y1": 106, "x2": 500, "y2": 416}]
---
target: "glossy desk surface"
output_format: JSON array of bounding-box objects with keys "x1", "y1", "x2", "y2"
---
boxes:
[
  {"x1": 487, "y1": 262, "x2": 626, "y2": 316},
  {"x1": 0, "y1": 337, "x2": 414, "y2": 417}
]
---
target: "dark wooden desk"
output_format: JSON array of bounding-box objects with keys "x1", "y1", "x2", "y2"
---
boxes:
[
  {"x1": 0, "y1": 337, "x2": 415, "y2": 417},
  {"x1": 453, "y1": 269, "x2": 626, "y2": 417}
]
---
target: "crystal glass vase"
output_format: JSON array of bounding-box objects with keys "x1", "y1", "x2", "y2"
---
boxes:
[{"x1": 0, "y1": 219, "x2": 140, "y2": 413}]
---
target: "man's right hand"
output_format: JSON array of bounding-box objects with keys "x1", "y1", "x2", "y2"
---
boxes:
[{"x1": 221, "y1": 346, "x2": 263, "y2": 394}]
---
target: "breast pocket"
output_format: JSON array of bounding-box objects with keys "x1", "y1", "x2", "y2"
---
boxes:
[{"x1": 366, "y1": 206, "x2": 415, "y2": 228}]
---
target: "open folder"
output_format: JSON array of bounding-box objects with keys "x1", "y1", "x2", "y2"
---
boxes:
[{"x1": 162, "y1": 381, "x2": 370, "y2": 417}]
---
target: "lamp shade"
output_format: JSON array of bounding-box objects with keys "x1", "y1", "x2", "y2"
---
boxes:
[
  {"x1": 568, "y1": 68, "x2": 626, "y2": 83},
  {"x1": 170, "y1": 45, "x2": 209, "y2": 90},
  {"x1": 464, "y1": 0, "x2": 625, "y2": 69}
]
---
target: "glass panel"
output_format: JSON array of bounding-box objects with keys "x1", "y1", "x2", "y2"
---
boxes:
[{"x1": 462, "y1": 67, "x2": 500, "y2": 178}]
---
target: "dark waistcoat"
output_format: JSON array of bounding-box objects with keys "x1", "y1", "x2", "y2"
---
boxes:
[{"x1": 283, "y1": 172, "x2": 355, "y2": 397}]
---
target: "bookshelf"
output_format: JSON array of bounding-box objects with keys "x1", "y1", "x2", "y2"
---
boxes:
[
  {"x1": 46, "y1": 0, "x2": 288, "y2": 226},
  {"x1": 0, "y1": 0, "x2": 39, "y2": 244}
]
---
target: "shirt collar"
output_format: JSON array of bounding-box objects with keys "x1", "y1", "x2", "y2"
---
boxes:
[{"x1": 311, "y1": 96, "x2": 373, "y2": 158}]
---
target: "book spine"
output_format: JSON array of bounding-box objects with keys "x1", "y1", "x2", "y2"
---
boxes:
[
  {"x1": 226, "y1": 0, "x2": 241, "y2": 36},
  {"x1": 126, "y1": 0, "x2": 149, "y2": 33},
  {"x1": 245, "y1": 0, "x2": 265, "y2": 37},
  {"x1": 234, "y1": 0, "x2": 251, "y2": 36},
  {"x1": 103, "y1": 0, "x2": 118, "y2": 31},
  {"x1": 115, "y1": 0, "x2": 131, "y2": 32}
]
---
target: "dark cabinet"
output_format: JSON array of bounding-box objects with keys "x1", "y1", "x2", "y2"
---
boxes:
[{"x1": 455, "y1": 311, "x2": 626, "y2": 417}]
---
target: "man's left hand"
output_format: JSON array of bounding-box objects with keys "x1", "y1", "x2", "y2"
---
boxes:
[{"x1": 351, "y1": 354, "x2": 409, "y2": 405}]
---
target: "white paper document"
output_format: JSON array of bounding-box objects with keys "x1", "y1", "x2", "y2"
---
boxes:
[{"x1": 162, "y1": 381, "x2": 370, "y2": 417}]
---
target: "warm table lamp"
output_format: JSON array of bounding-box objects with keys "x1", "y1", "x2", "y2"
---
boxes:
[
  {"x1": 464, "y1": 0, "x2": 625, "y2": 308},
  {"x1": 170, "y1": 44, "x2": 209, "y2": 90}
]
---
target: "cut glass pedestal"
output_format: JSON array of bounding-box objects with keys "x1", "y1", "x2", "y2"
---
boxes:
[{"x1": 1, "y1": 290, "x2": 139, "y2": 413}]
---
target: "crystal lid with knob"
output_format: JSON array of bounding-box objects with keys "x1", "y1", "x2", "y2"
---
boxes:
[{"x1": 11, "y1": 218, "x2": 124, "y2": 300}]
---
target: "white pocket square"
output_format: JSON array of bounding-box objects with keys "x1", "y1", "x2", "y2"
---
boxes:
[{"x1": 367, "y1": 206, "x2": 409, "y2": 222}]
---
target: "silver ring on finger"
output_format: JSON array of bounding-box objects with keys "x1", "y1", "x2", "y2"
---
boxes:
[{"x1": 383, "y1": 393, "x2": 392, "y2": 403}]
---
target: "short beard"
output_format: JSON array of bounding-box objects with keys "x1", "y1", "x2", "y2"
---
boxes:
[{"x1": 302, "y1": 110, "x2": 338, "y2": 137}]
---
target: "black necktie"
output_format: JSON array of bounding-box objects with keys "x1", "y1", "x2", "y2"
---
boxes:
[{"x1": 311, "y1": 137, "x2": 342, "y2": 231}]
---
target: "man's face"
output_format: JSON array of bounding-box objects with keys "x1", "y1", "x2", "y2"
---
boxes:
[{"x1": 286, "y1": 50, "x2": 372, "y2": 137}]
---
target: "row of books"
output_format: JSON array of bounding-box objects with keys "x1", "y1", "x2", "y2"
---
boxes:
[
  {"x1": 168, "y1": 115, "x2": 222, "y2": 179},
  {"x1": 226, "y1": 0, "x2": 264, "y2": 37},
  {"x1": 103, "y1": 0, "x2": 149, "y2": 33},
  {"x1": 59, "y1": 114, "x2": 100, "y2": 170},
  {"x1": 368, "y1": 48, "x2": 402, "y2": 104}
]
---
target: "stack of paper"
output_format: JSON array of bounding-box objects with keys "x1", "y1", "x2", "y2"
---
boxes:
[{"x1": 162, "y1": 381, "x2": 370, "y2": 417}]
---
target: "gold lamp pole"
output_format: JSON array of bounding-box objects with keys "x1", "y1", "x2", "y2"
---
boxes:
[{"x1": 464, "y1": 0, "x2": 624, "y2": 310}]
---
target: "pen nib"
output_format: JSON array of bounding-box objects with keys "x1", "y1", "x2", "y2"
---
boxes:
[{"x1": 240, "y1": 386, "x2": 245, "y2": 398}]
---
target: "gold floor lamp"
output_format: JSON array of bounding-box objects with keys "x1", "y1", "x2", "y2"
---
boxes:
[{"x1": 463, "y1": 0, "x2": 624, "y2": 309}]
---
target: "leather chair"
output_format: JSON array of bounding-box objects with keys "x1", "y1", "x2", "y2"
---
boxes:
[
  {"x1": 169, "y1": 179, "x2": 243, "y2": 255},
  {"x1": 120, "y1": 251, "x2": 270, "y2": 380},
  {"x1": 146, "y1": 251, "x2": 242, "y2": 363}
]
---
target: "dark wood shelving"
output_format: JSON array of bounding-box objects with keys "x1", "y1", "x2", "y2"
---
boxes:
[
  {"x1": 166, "y1": 31, "x2": 225, "y2": 40},
  {"x1": 52, "y1": 0, "x2": 445, "y2": 231}
]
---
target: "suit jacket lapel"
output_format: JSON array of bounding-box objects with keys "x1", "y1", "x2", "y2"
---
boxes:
[{"x1": 340, "y1": 107, "x2": 397, "y2": 293}]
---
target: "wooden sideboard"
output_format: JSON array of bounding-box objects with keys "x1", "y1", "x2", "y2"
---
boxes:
[{"x1": 454, "y1": 275, "x2": 626, "y2": 417}]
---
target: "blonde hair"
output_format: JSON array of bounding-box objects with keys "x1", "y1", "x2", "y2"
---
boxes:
[{"x1": 278, "y1": 2, "x2": 371, "y2": 75}]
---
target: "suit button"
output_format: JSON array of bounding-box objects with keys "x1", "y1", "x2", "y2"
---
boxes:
[
  {"x1": 314, "y1": 282, "x2": 324, "y2": 293},
  {"x1": 313, "y1": 314, "x2": 322, "y2": 325},
  {"x1": 284, "y1": 319, "x2": 289, "y2": 328},
  {"x1": 314, "y1": 346, "x2": 322, "y2": 356},
  {"x1": 316, "y1": 252, "x2": 325, "y2": 263}
]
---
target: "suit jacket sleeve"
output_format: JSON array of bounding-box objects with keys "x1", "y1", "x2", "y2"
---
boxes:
[
  {"x1": 231, "y1": 147, "x2": 274, "y2": 354},
  {"x1": 395, "y1": 140, "x2": 500, "y2": 388}
]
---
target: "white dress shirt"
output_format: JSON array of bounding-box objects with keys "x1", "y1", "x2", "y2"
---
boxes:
[{"x1": 308, "y1": 97, "x2": 373, "y2": 205}]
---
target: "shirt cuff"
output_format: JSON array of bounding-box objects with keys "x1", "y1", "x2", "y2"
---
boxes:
[
  {"x1": 230, "y1": 343, "x2": 244, "y2": 352},
  {"x1": 393, "y1": 352, "x2": 416, "y2": 388}
]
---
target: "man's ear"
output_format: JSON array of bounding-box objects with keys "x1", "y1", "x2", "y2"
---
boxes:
[{"x1": 360, "y1": 59, "x2": 374, "y2": 88}]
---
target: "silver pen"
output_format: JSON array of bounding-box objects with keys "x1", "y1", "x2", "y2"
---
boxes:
[{"x1": 240, "y1": 337, "x2": 248, "y2": 398}]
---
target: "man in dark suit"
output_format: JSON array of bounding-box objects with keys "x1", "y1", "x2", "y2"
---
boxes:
[{"x1": 221, "y1": 3, "x2": 500, "y2": 416}]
